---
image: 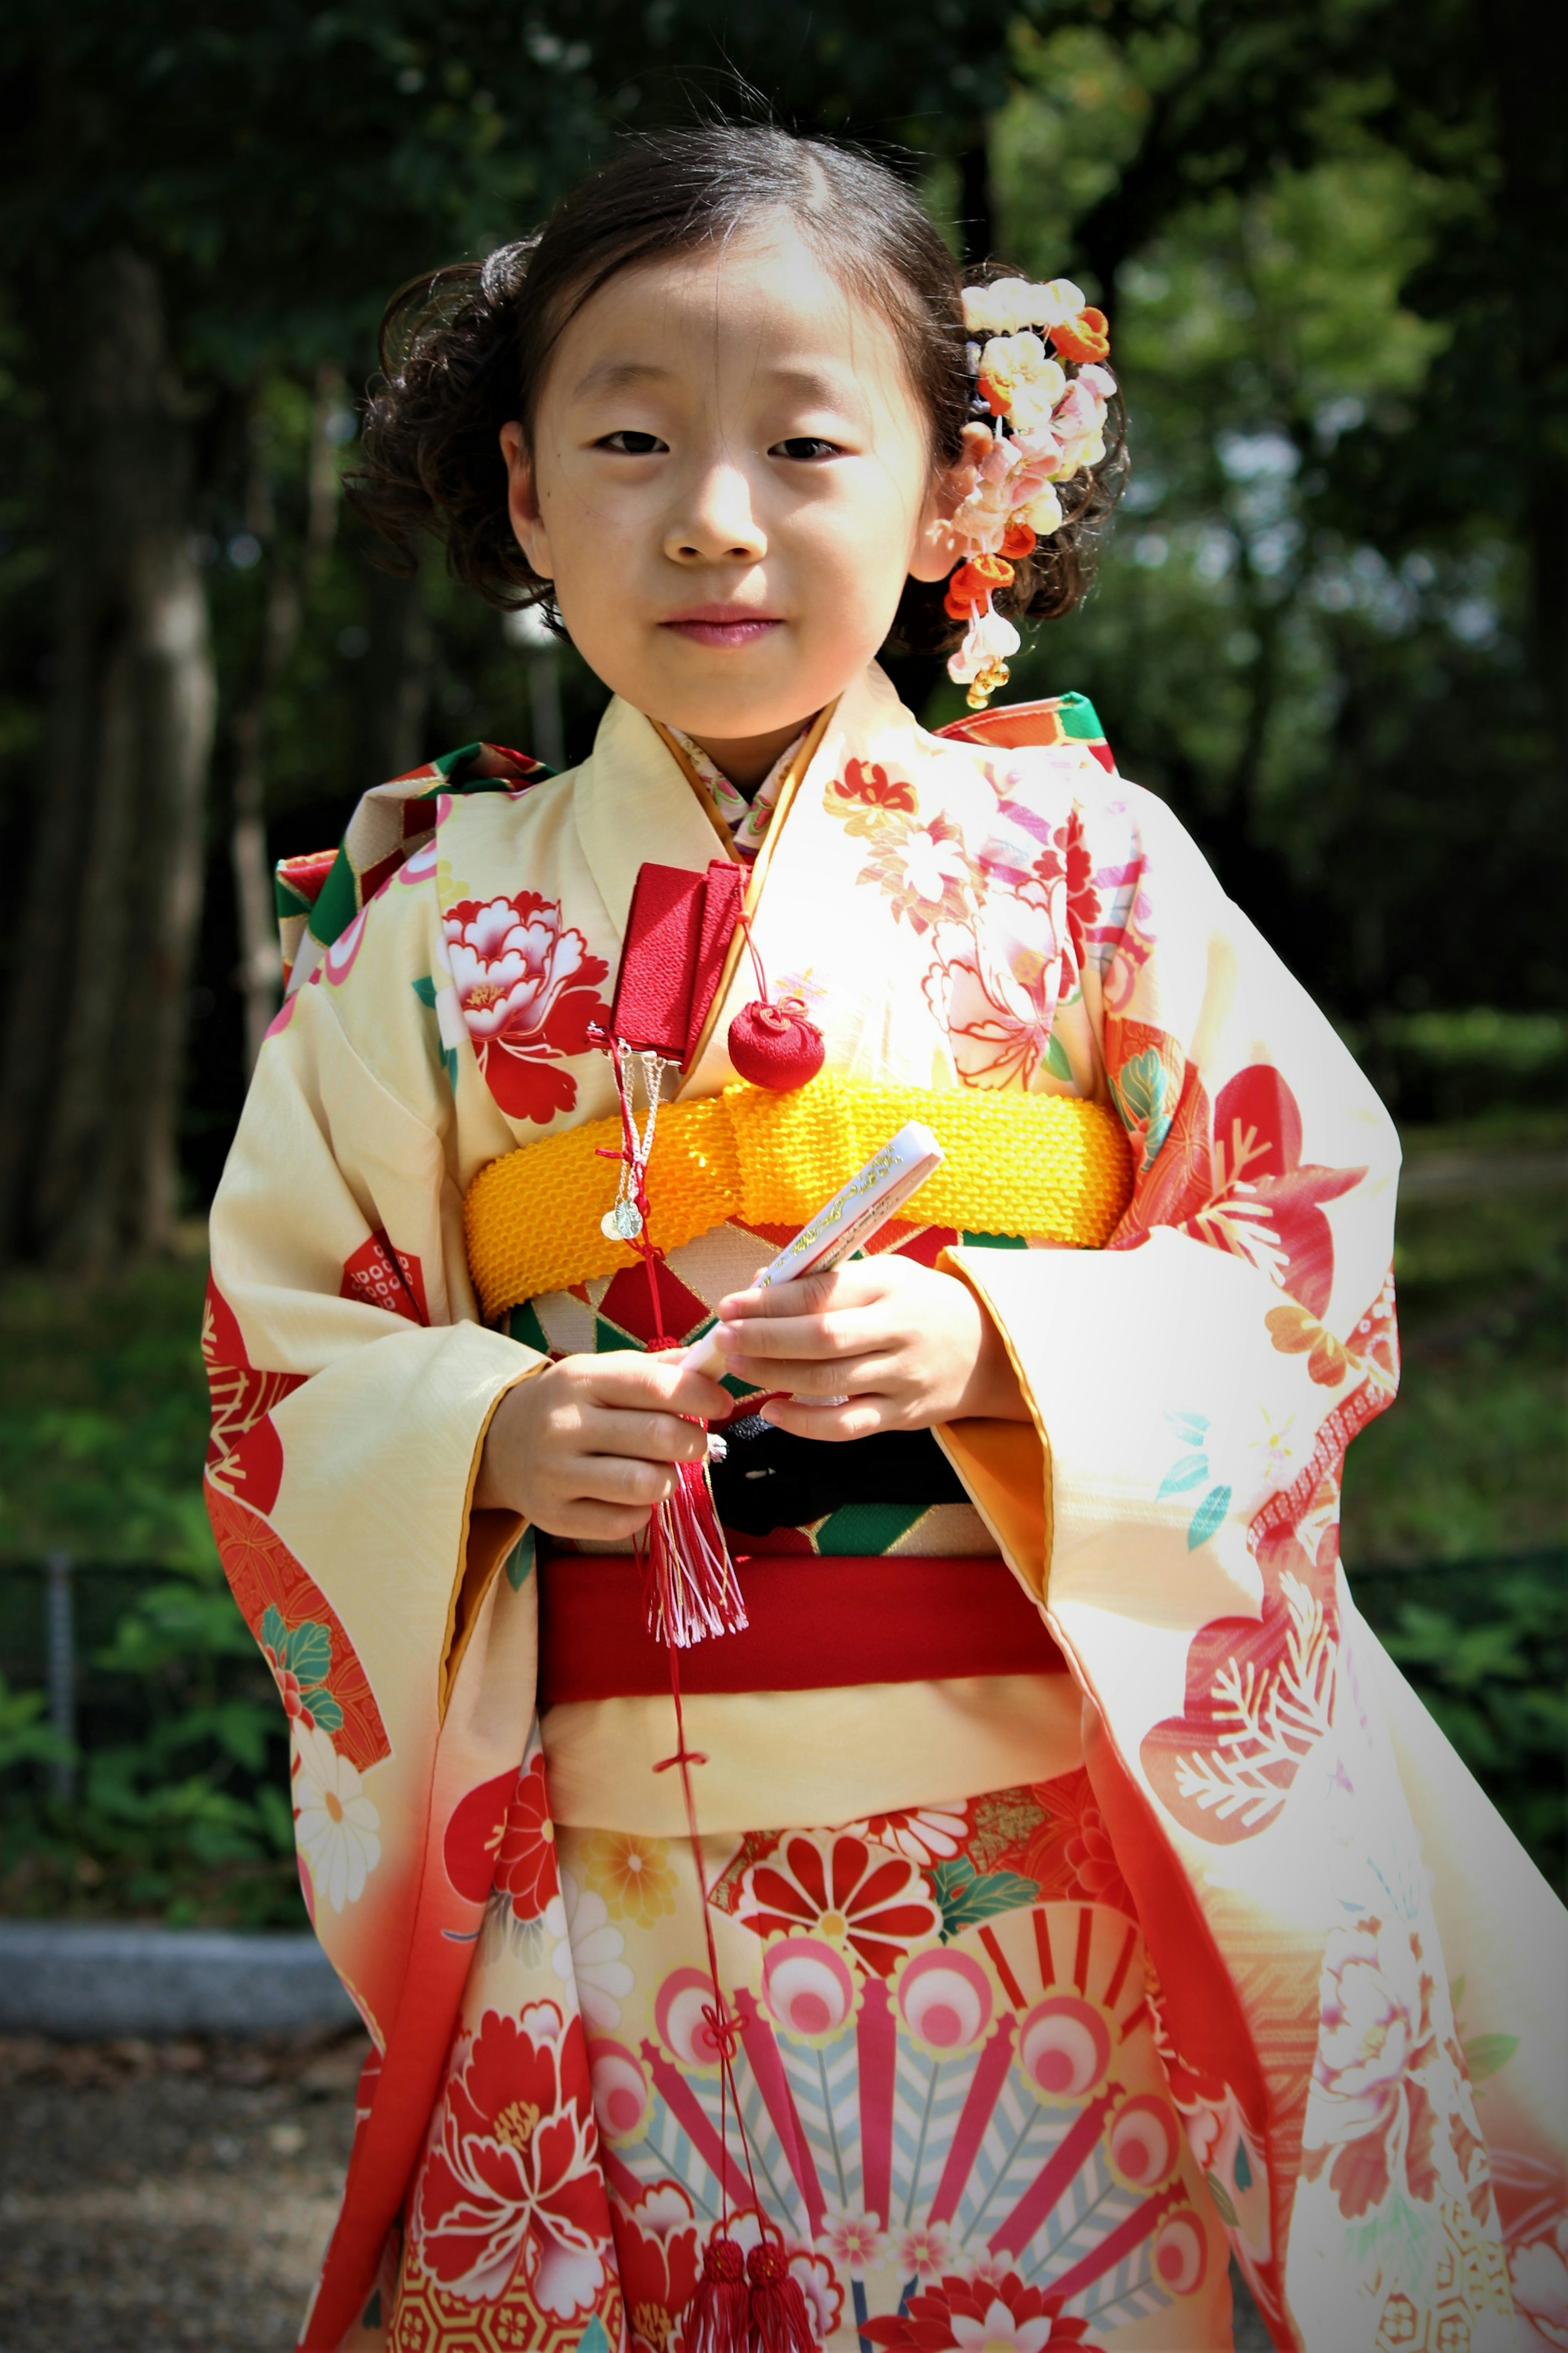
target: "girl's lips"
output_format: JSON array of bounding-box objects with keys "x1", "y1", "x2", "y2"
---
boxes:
[{"x1": 660, "y1": 612, "x2": 782, "y2": 648}]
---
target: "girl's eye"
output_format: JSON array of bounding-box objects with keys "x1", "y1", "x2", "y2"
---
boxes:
[
  {"x1": 597, "y1": 430, "x2": 667, "y2": 454},
  {"x1": 770, "y1": 436, "x2": 842, "y2": 461}
]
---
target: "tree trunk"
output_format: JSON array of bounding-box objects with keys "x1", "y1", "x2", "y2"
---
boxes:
[
  {"x1": 0, "y1": 250, "x2": 215, "y2": 1270},
  {"x1": 229, "y1": 368, "x2": 343, "y2": 1074}
]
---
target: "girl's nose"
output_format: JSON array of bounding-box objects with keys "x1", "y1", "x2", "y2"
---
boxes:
[{"x1": 664, "y1": 462, "x2": 766, "y2": 565}]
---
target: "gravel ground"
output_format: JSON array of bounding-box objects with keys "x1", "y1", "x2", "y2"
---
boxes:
[
  {"x1": 0, "y1": 2032, "x2": 1273, "y2": 2350},
  {"x1": 0, "y1": 2031, "x2": 363, "y2": 2352}
]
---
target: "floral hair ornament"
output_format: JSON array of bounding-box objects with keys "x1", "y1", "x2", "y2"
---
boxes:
[{"x1": 945, "y1": 277, "x2": 1116, "y2": 709}]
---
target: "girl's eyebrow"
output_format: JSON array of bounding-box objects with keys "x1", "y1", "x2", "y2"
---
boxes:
[
  {"x1": 572, "y1": 357, "x2": 853, "y2": 404},
  {"x1": 572, "y1": 358, "x2": 672, "y2": 398}
]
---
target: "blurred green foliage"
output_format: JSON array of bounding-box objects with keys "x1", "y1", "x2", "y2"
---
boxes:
[{"x1": 0, "y1": 1256, "x2": 300, "y2": 1924}]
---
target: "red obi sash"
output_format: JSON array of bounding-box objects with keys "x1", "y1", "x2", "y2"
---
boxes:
[{"x1": 537, "y1": 1552, "x2": 1066, "y2": 1704}]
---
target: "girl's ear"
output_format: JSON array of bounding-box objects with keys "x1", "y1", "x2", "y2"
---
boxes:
[
  {"x1": 907, "y1": 422, "x2": 993, "y2": 584},
  {"x1": 500, "y1": 420, "x2": 553, "y2": 578}
]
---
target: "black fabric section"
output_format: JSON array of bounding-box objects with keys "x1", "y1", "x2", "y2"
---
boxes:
[{"x1": 708, "y1": 1415, "x2": 967, "y2": 1536}]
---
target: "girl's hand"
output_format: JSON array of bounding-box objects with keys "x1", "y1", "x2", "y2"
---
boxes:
[
  {"x1": 477, "y1": 1352, "x2": 731, "y2": 1539},
  {"x1": 710, "y1": 1256, "x2": 1028, "y2": 1441}
]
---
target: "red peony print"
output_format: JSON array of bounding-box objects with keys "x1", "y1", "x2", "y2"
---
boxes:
[
  {"x1": 340, "y1": 1230, "x2": 428, "y2": 1325},
  {"x1": 443, "y1": 890, "x2": 610, "y2": 1125},
  {"x1": 863, "y1": 2267, "x2": 1098, "y2": 2349},
  {"x1": 412, "y1": 2002, "x2": 609, "y2": 2303},
  {"x1": 609, "y1": 2181, "x2": 702, "y2": 2352},
  {"x1": 735, "y1": 1832, "x2": 941, "y2": 1976}
]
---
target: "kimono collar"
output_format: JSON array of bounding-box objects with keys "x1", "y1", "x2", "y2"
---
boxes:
[{"x1": 572, "y1": 665, "x2": 915, "y2": 942}]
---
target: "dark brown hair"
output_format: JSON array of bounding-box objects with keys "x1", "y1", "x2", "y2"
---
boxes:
[{"x1": 347, "y1": 124, "x2": 1125, "y2": 656}]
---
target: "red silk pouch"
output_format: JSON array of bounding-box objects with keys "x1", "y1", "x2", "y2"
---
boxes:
[{"x1": 609, "y1": 859, "x2": 744, "y2": 1063}]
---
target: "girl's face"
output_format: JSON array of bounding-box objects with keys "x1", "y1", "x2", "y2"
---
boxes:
[{"x1": 501, "y1": 219, "x2": 981, "y2": 778}]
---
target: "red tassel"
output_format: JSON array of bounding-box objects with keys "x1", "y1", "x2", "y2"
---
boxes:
[
  {"x1": 642, "y1": 1452, "x2": 748, "y2": 1649},
  {"x1": 685, "y1": 2236, "x2": 752, "y2": 2353},
  {"x1": 747, "y1": 2241, "x2": 818, "y2": 2351}
]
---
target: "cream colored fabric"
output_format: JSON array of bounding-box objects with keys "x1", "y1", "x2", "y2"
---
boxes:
[{"x1": 541, "y1": 1671, "x2": 1085, "y2": 1833}]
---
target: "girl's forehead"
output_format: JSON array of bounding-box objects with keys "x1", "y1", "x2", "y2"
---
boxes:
[{"x1": 550, "y1": 220, "x2": 910, "y2": 400}]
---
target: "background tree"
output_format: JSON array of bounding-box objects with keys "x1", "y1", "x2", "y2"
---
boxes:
[{"x1": 0, "y1": 0, "x2": 1560, "y2": 1261}]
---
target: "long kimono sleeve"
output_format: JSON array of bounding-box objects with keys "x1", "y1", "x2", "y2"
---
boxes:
[
  {"x1": 204, "y1": 874, "x2": 546, "y2": 2343},
  {"x1": 939, "y1": 783, "x2": 1535, "y2": 2350}
]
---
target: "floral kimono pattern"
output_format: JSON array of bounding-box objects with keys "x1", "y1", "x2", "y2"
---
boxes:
[{"x1": 204, "y1": 663, "x2": 1566, "y2": 2351}]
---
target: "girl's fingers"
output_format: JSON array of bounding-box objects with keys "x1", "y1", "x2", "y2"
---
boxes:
[
  {"x1": 547, "y1": 1498, "x2": 657, "y2": 1541},
  {"x1": 586, "y1": 1351, "x2": 730, "y2": 1421},
  {"x1": 714, "y1": 1311, "x2": 901, "y2": 1366},
  {"x1": 566, "y1": 1452, "x2": 681, "y2": 1508},
  {"x1": 576, "y1": 1406, "x2": 710, "y2": 1464},
  {"x1": 717, "y1": 1263, "x2": 883, "y2": 1323},
  {"x1": 760, "y1": 1396, "x2": 891, "y2": 1442},
  {"x1": 722, "y1": 1349, "x2": 899, "y2": 1398}
]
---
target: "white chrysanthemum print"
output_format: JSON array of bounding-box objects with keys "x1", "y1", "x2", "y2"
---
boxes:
[
  {"x1": 292, "y1": 1721, "x2": 381, "y2": 1912},
  {"x1": 550, "y1": 1869, "x2": 633, "y2": 2031}
]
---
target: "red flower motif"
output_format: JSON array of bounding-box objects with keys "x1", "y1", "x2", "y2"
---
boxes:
[
  {"x1": 443, "y1": 890, "x2": 610, "y2": 1125},
  {"x1": 971, "y1": 803, "x2": 1102, "y2": 1023},
  {"x1": 1062, "y1": 1804, "x2": 1135, "y2": 1915},
  {"x1": 1016, "y1": 1771, "x2": 1137, "y2": 1916},
  {"x1": 736, "y1": 1832, "x2": 941, "y2": 1977},
  {"x1": 412, "y1": 2003, "x2": 609, "y2": 2302},
  {"x1": 828, "y1": 758, "x2": 918, "y2": 838},
  {"x1": 863, "y1": 2267, "x2": 1098, "y2": 2349},
  {"x1": 1116, "y1": 1049, "x2": 1363, "y2": 1321},
  {"x1": 610, "y1": 2181, "x2": 702, "y2": 2352},
  {"x1": 264, "y1": 1654, "x2": 314, "y2": 1730},
  {"x1": 495, "y1": 1754, "x2": 560, "y2": 1920}
]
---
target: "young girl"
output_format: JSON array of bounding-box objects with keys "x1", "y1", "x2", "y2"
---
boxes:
[{"x1": 205, "y1": 128, "x2": 1565, "y2": 2353}]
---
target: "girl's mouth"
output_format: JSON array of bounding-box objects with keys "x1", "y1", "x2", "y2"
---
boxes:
[{"x1": 660, "y1": 606, "x2": 782, "y2": 648}]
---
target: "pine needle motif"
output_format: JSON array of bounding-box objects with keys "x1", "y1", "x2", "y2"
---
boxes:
[{"x1": 1172, "y1": 1572, "x2": 1336, "y2": 1828}]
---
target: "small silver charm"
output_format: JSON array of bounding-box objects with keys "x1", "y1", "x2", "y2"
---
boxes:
[{"x1": 601, "y1": 1198, "x2": 643, "y2": 1241}]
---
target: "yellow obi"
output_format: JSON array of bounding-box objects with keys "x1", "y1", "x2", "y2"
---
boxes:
[{"x1": 464, "y1": 1073, "x2": 1133, "y2": 1320}]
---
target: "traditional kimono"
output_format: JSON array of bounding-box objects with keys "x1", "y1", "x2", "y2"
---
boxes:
[{"x1": 205, "y1": 663, "x2": 1566, "y2": 2353}]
